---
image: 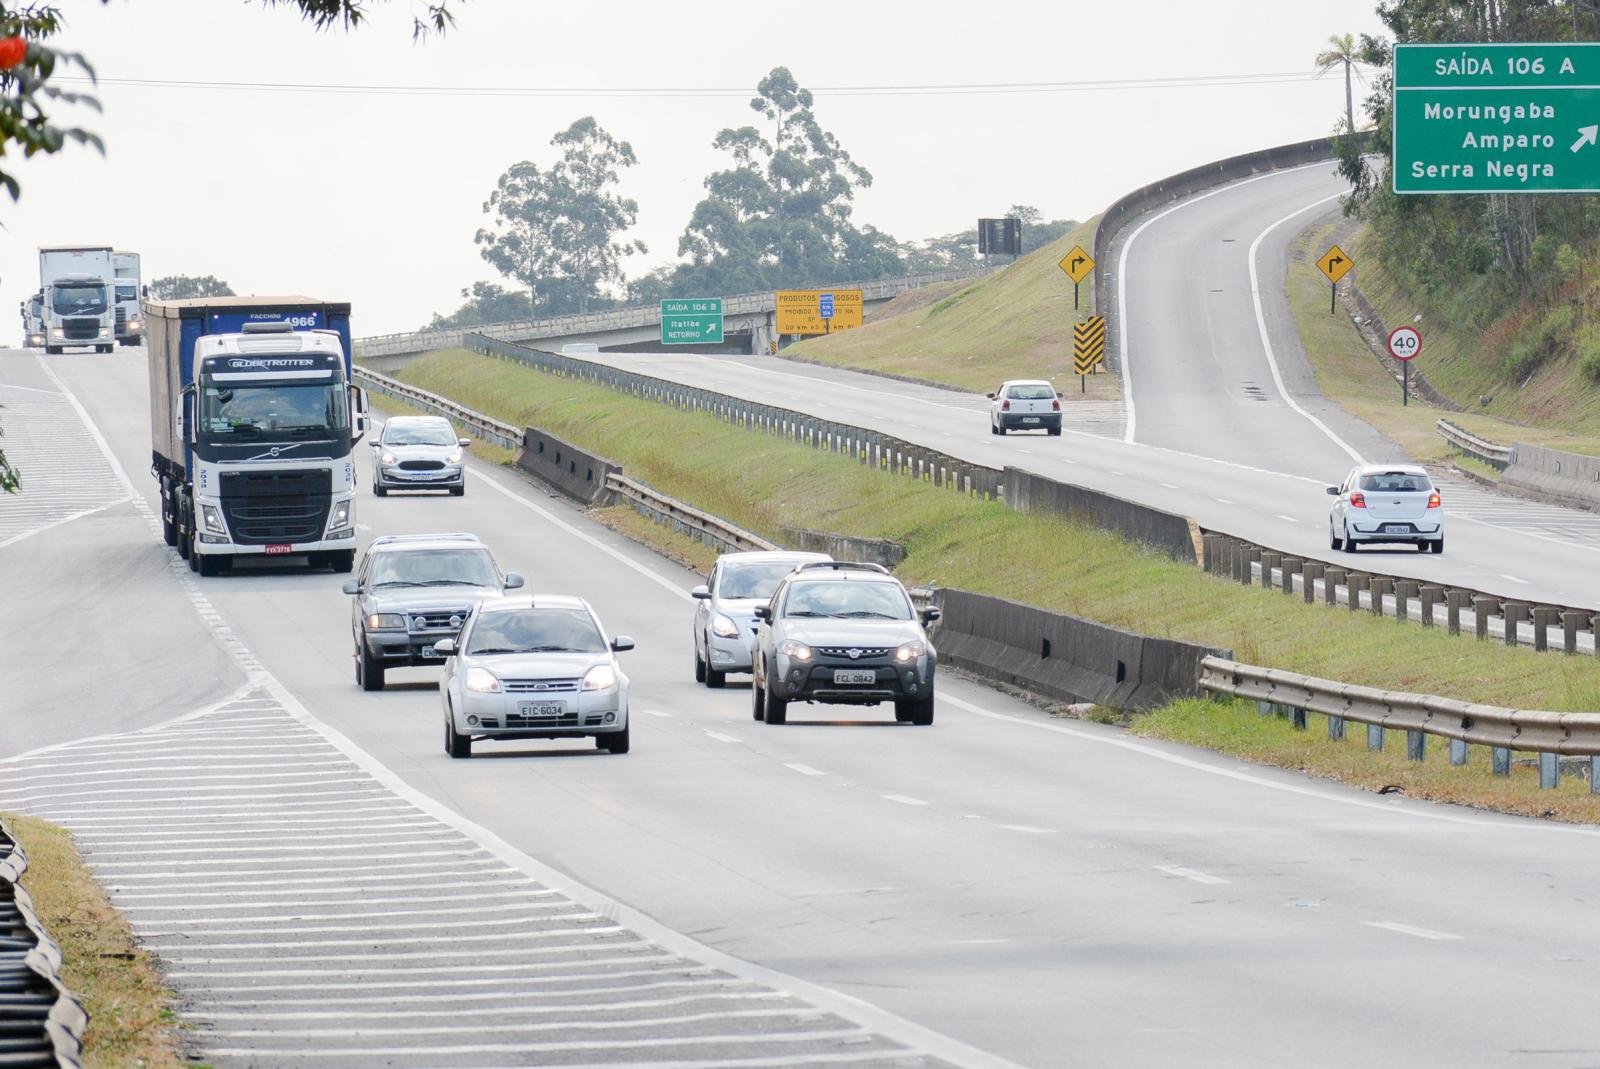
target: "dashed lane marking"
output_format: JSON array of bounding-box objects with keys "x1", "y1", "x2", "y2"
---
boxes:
[
  {"x1": 1363, "y1": 921, "x2": 1463, "y2": 941},
  {"x1": 1154, "y1": 865, "x2": 1230, "y2": 886}
]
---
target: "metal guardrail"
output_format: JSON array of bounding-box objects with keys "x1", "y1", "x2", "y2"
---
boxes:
[
  {"x1": 1200, "y1": 656, "x2": 1600, "y2": 790},
  {"x1": 1437, "y1": 419, "x2": 1514, "y2": 471},
  {"x1": 0, "y1": 819, "x2": 88, "y2": 1069},
  {"x1": 353, "y1": 366, "x2": 522, "y2": 451},
  {"x1": 604, "y1": 473, "x2": 777, "y2": 556},
  {"x1": 1200, "y1": 530, "x2": 1598, "y2": 654}
]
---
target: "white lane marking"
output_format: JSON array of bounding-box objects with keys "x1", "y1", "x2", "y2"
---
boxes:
[
  {"x1": 721, "y1": 358, "x2": 972, "y2": 411},
  {"x1": 702, "y1": 730, "x2": 740, "y2": 743},
  {"x1": 1017, "y1": 448, "x2": 1033, "y2": 454},
  {"x1": 1110, "y1": 470, "x2": 1126, "y2": 476},
  {"x1": 785, "y1": 763, "x2": 826, "y2": 776},
  {"x1": 996, "y1": 824, "x2": 1055, "y2": 835},
  {"x1": 0, "y1": 496, "x2": 132, "y2": 551},
  {"x1": 202, "y1": 1010, "x2": 826, "y2": 1040},
  {"x1": 202, "y1": 1030, "x2": 877, "y2": 1059},
  {"x1": 1118, "y1": 160, "x2": 1338, "y2": 444},
  {"x1": 1215, "y1": 497, "x2": 1237, "y2": 505},
  {"x1": 881, "y1": 794, "x2": 929, "y2": 806},
  {"x1": 0, "y1": 380, "x2": 61, "y2": 395},
  {"x1": 1247, "y1": 190, "x2": 1365, "y2": 464},
  {"x1": 1500, "y1": 573, "x2": 1529, "y2": 585},
  {"x1": 1363, "y1": 921, "x2": 1463, "y2": 941},
  {"x1": 191, "y1": 991, "x2": 784, "y2": 1020},
  {"x1": 937, "y1": 692, "x2": 1600, "y2": 837},
  {"x1": 1155, "y1": 864, "x2": 1230, "y2": 886},
  {"x1": 185, "y1": 970, "x2": 718, "y2": 997},
  {"x1": 1159, "y1": 482, "x2": 1180, "y2": 489},
  {"x1": 644, "y1": 709, "x2": 672, "y2": 717},
  {"x1": 953, "y1": 938, "x2": 1014, "y2": 945},
  {"x1": 1275, "y1": 514, "x2": 1299, "y2": 524}
]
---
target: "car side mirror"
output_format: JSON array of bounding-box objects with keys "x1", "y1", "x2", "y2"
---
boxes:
[
  {"x1": 610, "y1": 636, "x2": 635, "y2": 652},
  {"x1": 691, "y1": 585, "x2": 710, "y2": 599},
  {"x1": 1326, "y1": 486, "x2": 1339, "y2": 496},
  {"x1": 504, "y1": 572, "x2": 524, "y2": 589},
  {"x1": 370, "y1": 439, "x2": 382, "y2": 448},
  {"x1": 920, "y1": 606, "x2": 942, "y2": 625},
  {"x1": 341, "y1": 579, "x2": 361, "y2": 595},
  {"x1": 1056, "y1": 391, "x2": 1064, "y2": 399},
  {"x1": 458, "y1": 437, "x2": 472, "y2": 447},
  {"x1": 985, "y1": 392, "x2": 995, "y2": 399},
  {"x1": 754, "y1": 605, "x2": 772, "y2": 622},
  {"x1": 433, "y1": 638, "x2": 456, "y2": 656}
]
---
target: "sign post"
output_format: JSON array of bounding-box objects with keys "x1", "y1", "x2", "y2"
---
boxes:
[
  {"x1": 1393, "y1": 42, "x2": 1600, "y2": 194},
  {"x1": 660, "y1": 298, "x2": 724, "y2": 345},
  {"x1": 1388, "y1": 325, "x2": 1422, "y2": 407},
  {"x1": 1058, "y1": 245, "x2": 1096, "y2": 310},
  {"x1": 1315, "y1": 244, "x2": 1355, "y2": 315}
]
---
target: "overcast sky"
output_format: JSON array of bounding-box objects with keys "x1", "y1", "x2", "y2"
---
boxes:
[{"x1": 7, "y1": 0, "x2": 1385, "y2": 335}]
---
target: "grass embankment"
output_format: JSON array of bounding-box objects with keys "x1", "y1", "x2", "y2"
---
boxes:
[
  {"x1": 6, "y1": 814, "x2": 185, "y2": 1069},
  {"x1": 782, "y1": 220, "x2": 1120, "y2": 400},
  {"x1": 1289, "y1": 220, "x2": 1600, "y2": 463},
  {"x1": 398, "y1": 346, "x2": 1600, "y2": 817}
]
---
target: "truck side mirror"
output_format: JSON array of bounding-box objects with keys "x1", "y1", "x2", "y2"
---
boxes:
[
  {"x1": 351, "y1": 386, "x2": 370, "y2": 442},
  {"x1": 141, "y1": 285, "x2": 149, "y2": 298}
]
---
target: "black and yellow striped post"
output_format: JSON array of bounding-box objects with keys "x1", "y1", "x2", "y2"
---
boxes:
[{"x1": 1073, "y1": 316, "x2": 1105, "y2": 393}]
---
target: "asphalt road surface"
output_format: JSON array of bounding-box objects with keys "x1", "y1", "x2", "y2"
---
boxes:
[{"x1": 5, "y1": 345, "x2": 1600, "y2": 1068}]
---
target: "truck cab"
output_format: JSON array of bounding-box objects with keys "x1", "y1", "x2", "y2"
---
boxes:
[
  {"x1": 21, "y1": 293, "x2": 44, "y2": 348},
  {"x1": 42, "y1": 274, "x2": 114, "y2": 354},
  {"x1": 113, "y1": 251, "x2": 142, "y2": 346}
]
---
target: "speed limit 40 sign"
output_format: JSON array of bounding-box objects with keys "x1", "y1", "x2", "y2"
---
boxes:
[{"x1": 1387, "y1": 326, "x2": 1421, "y2": 362}]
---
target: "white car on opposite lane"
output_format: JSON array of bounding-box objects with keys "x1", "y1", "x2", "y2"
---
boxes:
[{"x1": 1328, "y1": 463, "x2": 1444, "y2": 553}]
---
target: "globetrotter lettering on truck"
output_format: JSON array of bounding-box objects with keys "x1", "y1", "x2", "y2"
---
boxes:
[{"x1": 1393, "y1": 42, "x2": 1600, "y2": 194}]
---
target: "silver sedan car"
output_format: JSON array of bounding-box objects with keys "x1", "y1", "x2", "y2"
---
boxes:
[
  {"x1": 436, "y1": 595, "x2": 634, "y2": 758},
  {"x1": 372, "y1": 416, "x2": 471, "y2": 497},
  {"x1": 692, "y1": 550, "x2": 830, "y2": 687},
  {"x1": 1328, "y1": 463, "x2": 1444, "y2": 553}
]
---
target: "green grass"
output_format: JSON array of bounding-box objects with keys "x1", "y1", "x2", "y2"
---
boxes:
[
  {"x1": 782, "y1": 220, "x2": 1120, "y2": 399},
  {"x1": 1289, "y1": 220, "x2": 1600, "y2": 464},
  {"x1": 397, "y1": 347, "x2": 1600, "y2": 718}
]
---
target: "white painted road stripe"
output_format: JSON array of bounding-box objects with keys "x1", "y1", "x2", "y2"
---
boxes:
[
  {"x1": 1363, "y1": 921, "x2": 1463, "y2": 941},
  {"x1": 784, "y1": 763, "x2": 826, "y2": 777},
  {"x1": 881, "y1": 794, "x2": 929, "y2": 806},
  {"x1": 1154, "y1": 864, "x2": 1230, "y2": 886},
  {"x1": 702, "y1": 730, "x2": 740, "y2": 743}
]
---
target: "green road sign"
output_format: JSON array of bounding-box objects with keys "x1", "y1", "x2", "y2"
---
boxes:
[
  {"x1": 660, "y1": 298, "x2": 724, "y2": 344},
  {"x1": 1394, "y1": 42, "x2": 1600, "y2": 194}
]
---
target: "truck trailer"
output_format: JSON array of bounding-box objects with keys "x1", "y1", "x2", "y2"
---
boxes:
[
  {"x1": 113, "y1": 251, "x2": 143, "y2": 345},
  {"x1": 146, "y1": 296, "x2": 370, "y2": 575},
  {"x1": 38, "y1": 246, "x2": 115, "y2": 354}
]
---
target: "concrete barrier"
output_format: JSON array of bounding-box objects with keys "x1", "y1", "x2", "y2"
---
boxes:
[
  {"x1": 931, "y1": 587, "x2": 1228, "y2": 712},
  {"x1": 1003, "y1": 467, "x2": 1198, "y2": 563},
  {"x1": 1501, "y1": 442, "x2": 1600, "y2": 513},
  {"x1": 774, "y1": 525, "x2": 906, "y2": 569},
  {"x1": 517, "y1": 427, "x2": 621, "y2": 504}
]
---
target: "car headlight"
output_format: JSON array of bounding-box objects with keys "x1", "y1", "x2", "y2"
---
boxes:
[
  {"x1": 711, "y1": 613, "x2": 740, "y2": 639},
  {"x1": 446, "y1": 450, "x2": 463, "y2": 464},
  {"x1": 895, "y1": 640, "x2": 926, "y2": 664},
  {"x1": 466, "y1": 666, "x2": 501, "y2": 693},
  {"x1": 581, "y1": 664, "x2": 618, "y2": 691},
  {"x1": 367, "y1": 613, "x2": 406, "y2": 630},
  {"x1": 777, "y1": 640, "x2": 813, "y2": 662},
  {"x1": 200, "y1": 504, "x2": 227, "y2": 535},
  {"x1": 381, "y1": 452, "x2": 397, "y2": 465},
  {"x1": 326, "y1": 500, "x2": 351, "y2": 530}
]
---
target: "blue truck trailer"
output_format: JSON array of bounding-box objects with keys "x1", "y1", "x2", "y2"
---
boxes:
[{"x1": 146, "y1": 296, "x2": 369, "y2": 575}]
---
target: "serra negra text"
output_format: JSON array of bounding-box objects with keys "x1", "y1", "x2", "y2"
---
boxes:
[{"x1": 1412, "y1": 101, "x2": 1560, "y2": 182}]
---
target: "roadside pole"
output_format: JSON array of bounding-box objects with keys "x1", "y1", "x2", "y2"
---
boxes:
[{"x1": 1388, "y1": 325, "x2": 1421, "y2": 408}]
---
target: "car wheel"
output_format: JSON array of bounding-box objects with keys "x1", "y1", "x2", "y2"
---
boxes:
[
  {"x1": 445, "y1": 710, "x2": 471, "y2": 758},
  {"x1": 989, "y1": 420, "x2": 998, "y2": 436},
  {"x1": 763, "y1": 672, "x2": 788, "y2": 725},
  {"x1": 898, "y1": 694, "x2": 935, "y2": 726},
  {"x1": 450, "y1": 484, "x2": 465, "y2": 497},
  {"x1": 996, "y1": 423, "x2": 1008, "y2": 436},
  {"x1": 373, "y1": 482, "x2": 388, "y2": 497},
  {"x1": 751, "y1": 672, "x2": 766, "y2": 721},
  {"x1": 1329, "y1": 523, "x2": 1341, "y2": 551},
  {"x1": 359, "y1": 643, "x2": 385, "y2": 692},
  {"x1": 694, "y1": 644, "x2": 707, "y2": 683},
  {"x1": 1431, "y1": 537, "x2": 1444, "y2": 554},
  {"x1": 601, "y1": 720, "x2": 630, "y2": 754},
  {"x1": 1047, "y1": 427, "x2": 1062, "y2": 437},
  {"x1": 705, "y1": 660, "x2": 726, "y2": 689}
]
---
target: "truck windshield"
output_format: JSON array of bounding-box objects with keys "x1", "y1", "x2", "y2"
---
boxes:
[
  {"x1": 115, "y1": 285, "x2": 138, "y2": 302},
  {"x1": 201, "y1": 381, "x2": 350, "y2": 439},
  {"x1": 51, "y1": 285, "x2": 108, "y2": 315}
]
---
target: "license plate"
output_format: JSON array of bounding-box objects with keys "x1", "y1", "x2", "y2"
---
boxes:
[
  {"x1": 264, "y1": 543, "x2": 293, "y2": 555},
  {"x1": 833, "y1": 670, "x2": 876, "y2": 685},
  {"x1": 518, "y1": 702, "x2": 564, "y2": 717},
  {"x1": 1383, "y1": 524, "x2": 1409, "y2": 534},
  {"x1": 421, "y1": 644, "x2": 436, "y2": 659},
  {"x1": 1022, "y1": 417, "x2": 1040, "y2": 423}
]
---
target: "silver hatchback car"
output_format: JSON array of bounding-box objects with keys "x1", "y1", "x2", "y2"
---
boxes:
[
  {"x1": 1328, "y1": 464, "x2": 1444, "y2": 553},
  {"x1": 372, "y1": 416, "x2": 471, "y2": 497},
  {"x1": 691, "y1": 550, "x2": 830, "y2": 687},
  {"x1": 436, "y1": 595, "x2": 634, "y2": 758}
]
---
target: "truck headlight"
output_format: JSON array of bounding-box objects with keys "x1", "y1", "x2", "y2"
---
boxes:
[
  {"x1": 200, "y1": 504, "x2": 227, "y2": 535},
  {"x1": 711, "y1": 613, "x2": 740, "y2": 639},
  {"x1": 98, "y1": 327, "x2": 110, "y2": 337},
  {"x1": 129, "y1": 319, "x2": 142, "y2": 330},
  {"x1": 581, "y1": 664, "x2": 618, "y2": 692},
  {"x1": 895, "y1": 640, "x2": 926, "y2": 663},
  {"x1": 326, "y1": 500, "x2": 351, "y2": 531},
  {"x1": 50, "y1": 328, "x2": 63, "y2": 338},
  {"x1": 466, "y1": 666, "x2": 501, "y2": 693},
  {"x1": 778, "y1": 640, "x2": 813, "y2": 662}
]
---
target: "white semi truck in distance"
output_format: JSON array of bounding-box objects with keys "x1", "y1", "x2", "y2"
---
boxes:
[
  {"x1": 20, "y1": 292, "x2": 44, "y2": 348},
  {"x1": 113, "y1": 250, "x2": 143, "y2": 346},
  {"x1": 38, "y1": 245, "x2": 115, "y2": 354}
]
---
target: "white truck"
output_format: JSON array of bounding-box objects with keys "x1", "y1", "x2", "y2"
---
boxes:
[
  {"x1": 20, "y1": 292, "x2": 44, "y2": 348},
  {"x1": 38, "y1": 245, "x2": 115, "y2": 354},
  {"x1": 113, "y1": 251, "x2": 143, "y2": 346}
]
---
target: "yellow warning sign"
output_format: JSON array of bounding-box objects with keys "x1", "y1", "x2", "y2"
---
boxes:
[
  {"x1": 1073, "y1": 317, "x2": 1106, "y2": 374},
  {"x1": 1316, "y1": 244, "x2": 1355, "y2": 284},
  {"x1": 775, "y1": 289, "x2": 864, "y2": 336},
  {"x1": 1058, "y1": 245, "x2": 1096, "y2": 284}
]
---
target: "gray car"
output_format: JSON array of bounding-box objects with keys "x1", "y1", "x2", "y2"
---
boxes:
[
  {"x1": 750, "y1": 562, "x2": 940, "y2": 726},
  {"x1": 436, "y1": 594, "x2": 633, "y2": 759},
  {"x1": 372, "y1": 416, "x2": 471, "y2": 496},
  {"x1": 342, "y1": 533, "x2": 523, "y2": 691},
  {"x1": 692, "y1": 550, "x2": 830, "y2": 687}
]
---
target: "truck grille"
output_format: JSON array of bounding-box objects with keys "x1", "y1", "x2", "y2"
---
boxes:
[
  {"x1": 398, "y1": 459, "x2": 446, "y2": 471},
  {"x1": 502, "y1": 678, "x2": 581, "y2": 693},
  {"x1": 63, "y1": 317, "x2": 99, "y2": 340},
  {"x1": 220, "y1": 469, "x2": 332, "y2": 544},
  {"x1": 115, "y1": 307, "x2": 127, "y2": 331}
]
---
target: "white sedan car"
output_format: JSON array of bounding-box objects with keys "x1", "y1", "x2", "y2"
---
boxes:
[
  {"x1": 1327, "y1": 464, "x2": 1444, "y2": 553},
  {"x1": 987, "y1": 380, "x2": 1063, "y2": 436}
]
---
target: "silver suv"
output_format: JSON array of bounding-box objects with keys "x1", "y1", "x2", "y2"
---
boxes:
[
  {"x1": 751, "y1": 562, "x2": 940, "y2": 726},
  {"x1": 372, "y1": 416, "x2": 471, "y2": 496},
  {"x1": 342, "y1": 533, "x2": 523, "y2": 691},
  {"x1": 692, "y1": 550, "x2": 830, "y2": 687}
]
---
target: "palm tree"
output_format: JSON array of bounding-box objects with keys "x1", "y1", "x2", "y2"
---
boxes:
[{"x1": 1316, "y1": 33, "x2": 1359, "y2": 134}]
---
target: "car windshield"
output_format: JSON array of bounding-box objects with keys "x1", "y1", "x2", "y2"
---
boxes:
[
  {"x1": 200, "y1": 381, "x2": 350, "y2": 439},
  {"x1": 384, "y1": 421, "x2": 456, "y2": 447},
  {"x1": 1358, "y1": 472, "x2": 1432, "y2": 493},
  {"x1": 1008, "y1": 384, "x2": 1054, "y2": 400},
  {"x1": 369, "y1": 548, "x2": 499, "y2": 588},
  {"x1": 467, "y1": 608, "x2": 606, "y2": 654},
  {"x1": 51, "y1": 284, "x2": 108, "y2": 315},
  {"x1": 718, "y1": 561, "x2": 814, "y2": 600},
  {"x1": 783, "y1": 580, "x2": 911, "y2": 620}
]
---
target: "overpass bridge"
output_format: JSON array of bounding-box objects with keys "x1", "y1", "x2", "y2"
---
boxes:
[{"x1": 353, "y1": 266, "x2": 992, "y2": 371}]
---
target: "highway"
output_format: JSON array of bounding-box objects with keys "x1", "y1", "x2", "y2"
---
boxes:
[{"x1": 6, "y1": 342, "x2": 1600, "y2": 1067}]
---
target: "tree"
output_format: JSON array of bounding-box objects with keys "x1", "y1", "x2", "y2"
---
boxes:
[
  {"x1": 427, "y1": 281, "x2": 532, "y2": 329},
  {"x1": 149, "y1": 275, "x2": 235, "y2": 300},
  {"x1": 475, "y1": 117, "x2": 646, "y2": 316},
  {"x1": 1315, "y1": 33, "x2": 1362, "y2": 134}
]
